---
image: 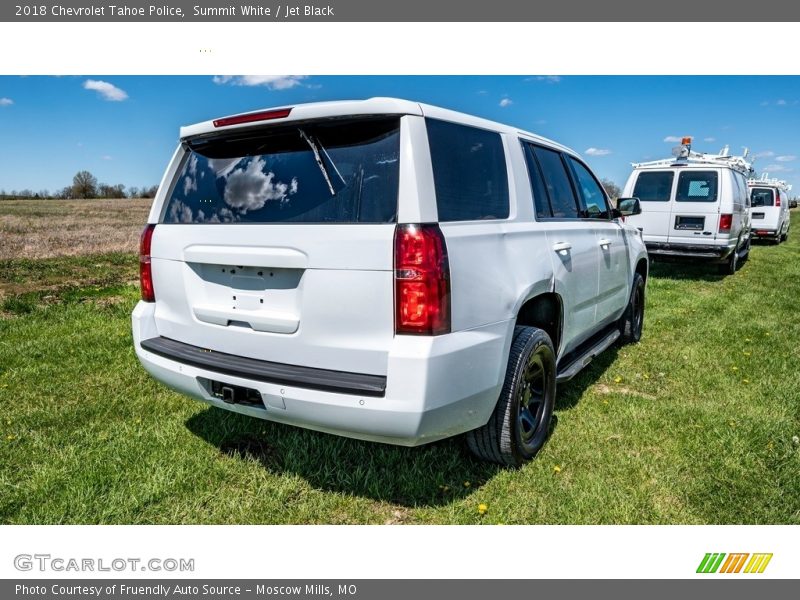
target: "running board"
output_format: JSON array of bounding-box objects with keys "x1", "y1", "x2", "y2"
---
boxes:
[{"x1": 556, "y1": 329, "x2": 620, "y2": 383}]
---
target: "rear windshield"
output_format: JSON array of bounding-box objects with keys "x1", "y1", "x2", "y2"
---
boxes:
[
  {"x1": 750, "y1": 187, "x2": 775, "y2": 207},
  {"x1": 632, "y1": 171, "x2": 674, "y2": 202},
  {"x1": 676, "y1": 171, "x2": 718, "y2": 203},
  {"x1": 162, "y1": 117, "x2": 400, "y2": 224}
]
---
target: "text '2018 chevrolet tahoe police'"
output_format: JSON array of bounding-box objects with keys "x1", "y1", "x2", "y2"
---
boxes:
[
  {"x1": 132, "y1": 98, "x2": 648, "y2": 466},
  {"x1": 622, "y1": 138, "x2": 753, "y2": 275}
]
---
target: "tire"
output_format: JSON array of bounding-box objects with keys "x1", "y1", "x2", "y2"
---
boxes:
[
  {"x1": 466, "y1": 326, "x2": 556, "y2": 467},
  {"x1": 619, "y1": 272, "x2": 645, "y2": 344},
  {"x1": 718, "y1": 245, "x2": 739, "y2": 275}
]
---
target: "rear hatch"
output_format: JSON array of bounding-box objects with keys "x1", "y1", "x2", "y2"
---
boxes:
[
  {"x1": 749, "y1": 186, "x2": 780, "y2": 231},
  {"x1": 667, "y1": 168, "x2": 722, "y2": 244},
  {"x1": 625, "y1": 169, "x2": 675, "y2": 242},
  {"x1": 148, "y1": 116, "x2": 403, "y2": 377}
]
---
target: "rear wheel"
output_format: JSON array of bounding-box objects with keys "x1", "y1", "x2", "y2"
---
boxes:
[
  {"x1": 619, "y1": 272, "x2": 645, "y2": 344},
  {"x1": 719, "y1": 245, "x2": 739, "y2": 275},
  {"x1": 466, "y1": 326, "x2": 556, "y2": 467}
]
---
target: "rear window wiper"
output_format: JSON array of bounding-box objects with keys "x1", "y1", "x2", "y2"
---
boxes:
[{"x1": 299, "y1": 128, "x2": 346, "y2": 196}]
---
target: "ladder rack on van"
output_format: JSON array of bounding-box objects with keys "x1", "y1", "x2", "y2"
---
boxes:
[
  {"x1": 747, "y1": 174, "x2": 792, "y2": 192},
  {"x1": 632, "y1": 150, "x2": 754, "y2": 176},
  {"x1": 632, "y1": 139, "x2": 754, "y2": 177}
]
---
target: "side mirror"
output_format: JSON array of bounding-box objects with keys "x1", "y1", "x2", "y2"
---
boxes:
[{"x1": 616, "y1": 197, "x2": 642, "y2": 217}]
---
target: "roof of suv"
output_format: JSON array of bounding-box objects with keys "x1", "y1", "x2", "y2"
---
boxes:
[{"x1": 179, "y1": 96, "x2": 577, "y2": 157}]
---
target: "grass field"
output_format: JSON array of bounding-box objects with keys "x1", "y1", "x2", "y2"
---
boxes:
[{"x1": 1, "y1": 200, "x2": 798, "y2": 524}]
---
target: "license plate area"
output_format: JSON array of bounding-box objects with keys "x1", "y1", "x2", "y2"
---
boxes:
[
  {"x1": 674, "y1": 216, "x2": 705, "y2": 231},
  {"x1": 752, "y1": 212, "x2": 765, "y2": 219}
]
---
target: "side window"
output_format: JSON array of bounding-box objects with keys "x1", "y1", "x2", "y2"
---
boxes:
[
  {"x1": 532, "y1": 146, "x2": 580, "y2": 219},
  {"x1": 522, "y1": 143, "x2": 552, "y2": 218},
  {"x1": 676, "y1": 171, "x2": 718, "y2": 203},
  {"x1": 632, "y1": 171, "x2": 674, "y2": 202},
  {"x1": 569, "y1": 157, "x2": 610, "y2": 218},
  {"x1": 426, "y1": 119, "x2": 510, "y2": 221}
]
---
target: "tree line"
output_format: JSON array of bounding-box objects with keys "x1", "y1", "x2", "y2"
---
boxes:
[{"x1": 0, "y1": 171, "x2": 158, "y2": 200}]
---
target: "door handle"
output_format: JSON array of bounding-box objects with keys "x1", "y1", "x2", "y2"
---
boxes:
[
  {"x1": 598, "y1": 238, "x2": 612, "y2": 248},
  {"x1": 552, "y1": 242, "x2": 572, "y2": 254}
]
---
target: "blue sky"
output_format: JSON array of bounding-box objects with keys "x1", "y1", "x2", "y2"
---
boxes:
[{"x1": 0, "y1": 75, "x2": 798, "y2": 193}]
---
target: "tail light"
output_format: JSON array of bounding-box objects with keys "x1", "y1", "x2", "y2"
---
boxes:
[
  {"x1": 213, "y1": 108, "x2": 292, "y2": 128},
  {"x1": 139, "y1": 224, "x2": 156, "y2": 302},
  {"x1": 719, "y1": 214, "x2": 733, "y2": 233},
  {"x1": 394, "y1": 224, "x2": 450, "y2": 335},
  {"x1": 775, "y1": 192, "x2": 781, "y2": 207}
]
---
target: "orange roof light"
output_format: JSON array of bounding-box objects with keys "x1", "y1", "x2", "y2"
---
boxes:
[{"x1": 681, "y1": 136, "x2": 693, "y2": 145}]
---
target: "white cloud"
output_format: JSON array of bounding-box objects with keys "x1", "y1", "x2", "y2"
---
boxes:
[
  {"x1": 754, "y1": 151, "x2": 775, "y2": 158},
  {"x1": 0, "y1": 97, "x2": 12, "y2": 106},
  {"x1": 775, "y1": 155, "x2": 796, "y2": 162},
  {"x1": 763, "y1": 164, "x2": 792, "y2": 173},
  {"x1": 83, "y1": 79, "x2": 128, "y2": 101},
  {"x1": 223, "y1": 156, "x2": 298, "y2": 212},
  {"x1": 212, "y1": 75, "x2": 308, "y2": 90},
  {"x1": 704, "y1": 137, "x2": 716, "y2": 142},
  {"x1": 534, "y1": 75, "x2": 561, "y2": 83},
  {"x1": 183, "y1": 155, "x2": 199, "y2": 196},
  {"x1": 101, "y1": 155, "x2": 112, "y2": 161},
  {"x1": 499, "y1": 98, "x2": 512, "y2": 108},
  {"x1": 776, "y1": 99, "x2": 787, "y2": 106},
  {"x1": 760, "y1": 101, "x2": 770, "y2": 106},
  {"x1": 585, "y1": 147, "x2": 612, "y2": 156},
  {"x1": 663, "y1": 136, "x2": 688, "y2": 143}
]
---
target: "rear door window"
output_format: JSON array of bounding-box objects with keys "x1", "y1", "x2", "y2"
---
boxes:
[
  {"x1": 676, "y1": 171, "x2": 718, "y2": 203},
  {"x1": 750, "y1": 188, "x2": 774, "y2": 207},
  {"x1": 633, "y1": 171, "x2": 674, "y2": 202},
  {"x1": 426, "y1": 119, "x2": 510, "y2": 221},
  {"x1": 162, "y1": 117, "x2": 400, "y2": 224}
]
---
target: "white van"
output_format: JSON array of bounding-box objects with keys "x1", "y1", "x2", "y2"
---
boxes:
[
  {"x1": 132, "y1": 98, "x2": 648, "y2": 466},
  {"x1": 622, "y1": 140, "x2": 752, "y2": 274},
  {"x1": 748, "y1": 176, "x2": 791, "y2": 243}
]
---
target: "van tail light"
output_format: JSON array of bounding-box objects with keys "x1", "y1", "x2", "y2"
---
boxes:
[
  {"x1": 719, "y1": 214, "x2": 733, "y2": 233},
  {"x1": 139, "y1": 224, "x2": 156, "y2": 302},
  {"x1": 394, "y1": 224, "x2": 451, "y2": 335},
  {"x1": 775, "y1": 192, "x2": 781, "y2": 207}
]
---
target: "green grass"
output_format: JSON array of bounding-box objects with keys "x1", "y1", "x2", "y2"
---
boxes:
[{"x1": 1, "y1": 215, "x2": 799, "y2": 524}]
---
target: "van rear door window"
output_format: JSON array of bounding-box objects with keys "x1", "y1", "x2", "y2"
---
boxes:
[
  {"x1": 676, "y1": 171, "x2": 718, "y2": 203},
  {"x1": 632, "y1": 171, "x2": 674, "y2": 202},
  {"x1": 750, "y1": 187, "x2": 775, "y2": 207}
]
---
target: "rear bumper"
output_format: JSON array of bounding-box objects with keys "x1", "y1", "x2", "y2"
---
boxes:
[
  {"x1": 751, "y1": 228, "x2": 780, "y2": 240},
  {"x1": 132, "y1": 302, "x2": 509, "y2": 446},
  {"x1": 644, "y1": 241, "x2": 734, "y2": 260}
]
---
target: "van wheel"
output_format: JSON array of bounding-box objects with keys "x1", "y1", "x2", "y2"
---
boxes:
[
  {"x1": 466, "y1": 326, "x2": 556, "y2": 467},
  {"x1": 619, "y1": 272, "x2": 645, "y2": 344},
  {"x1": 719, "y1": 246, "x2": 739, "y2": 275}
]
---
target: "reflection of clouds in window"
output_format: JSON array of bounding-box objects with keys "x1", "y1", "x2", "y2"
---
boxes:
[
  {"x1": 168, "y1": 200, "x2": 194, "y2": 223},
  {"x1": 222, "y1": 157, "x2": 298, "y2": 213},
  {"x1": 182, "y1": 155, "x2": 199, "y2": 196},
  {"x1": 208, "y1": 157, "x2": 240, "y2": 178},
  {"x1": 376, "y1": 158, "x2": 398, "y2": 165}
]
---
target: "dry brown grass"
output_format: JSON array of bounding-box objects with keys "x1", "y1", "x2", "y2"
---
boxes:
[{"x1": 0, "y1": 198, "x2": 152, "y2": 260}]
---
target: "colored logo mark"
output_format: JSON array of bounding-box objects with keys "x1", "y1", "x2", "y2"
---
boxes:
[{"x1": 696, "y1": 553, "x2": 773, "y2": 574}]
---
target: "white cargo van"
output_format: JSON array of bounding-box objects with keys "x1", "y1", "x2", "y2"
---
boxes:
[
  {"x1": 622, "y1": 140, "x2": 753, "y2": 274},
  {"x1": 132, "y1": 98, "x2": 648, "y2": 466},
  {"x1": 748, "y1": 176, "x2": 791, "y2": 243}
]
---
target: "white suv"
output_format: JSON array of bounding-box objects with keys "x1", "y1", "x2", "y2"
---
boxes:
[{"x1": 132, "y1": 98, "x2": 648, "y2": 466}]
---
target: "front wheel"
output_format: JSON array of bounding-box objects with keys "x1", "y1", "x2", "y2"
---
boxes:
[
  {"x1": 619, "y1": 272, "x2": 645, "y2": 344},
  {"x1": 466, "y1": 326, "x2": 556, "y2": 467}
]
